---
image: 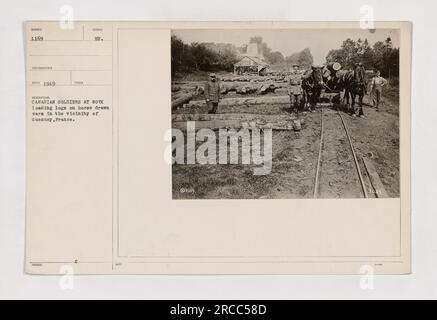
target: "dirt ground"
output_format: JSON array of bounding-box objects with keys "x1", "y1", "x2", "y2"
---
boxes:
[{"x1": 172, "y1": 83, "x2": 399, "y2": 199}]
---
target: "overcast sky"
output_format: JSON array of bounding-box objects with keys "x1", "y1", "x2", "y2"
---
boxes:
[{"x1": 172, "y1": 28, "x2": 400, "y2": 64}]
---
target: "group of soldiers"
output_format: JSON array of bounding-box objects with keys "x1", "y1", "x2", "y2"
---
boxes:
[{"x1": 203, "y1": 63, "x2": 388, "y2": 117}]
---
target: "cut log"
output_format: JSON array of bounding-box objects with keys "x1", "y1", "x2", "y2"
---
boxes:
[
  {"x1": 196, "y1": 86, "x2": 204, "y2": 95},
  {"x1": 236, "y1": 85, "x2": 247, "y2": 94},
  {"x1": 171, "y1": 85, "x2": 181, "y2": 92},
  {"x1": 171, "y1": 92, "x2": 196, "y2": 110},
  {"x1": 275, "y1": 88, "x2": 289, "y2": 95},
  {"x1": 236, "y1": 84, "x2": 259, "y2": 94},
  {"x1": 259, "y1": 83, "x2": 277, "y2": 94},
  {"x1": 362, "y1": 157, "x2": 389, "y2": 198},
  {"x1": 221, "y1": 83, "x2": 237, "y2": 94},
  {"x1": 172, "y1": 113, "x2": 299, "y2": 130},
  {"x1": 186, "y1": 95, "x2": 290, "y2": 108},
  {"x1": 173, "y1": 120, "x2": 294, "y2": 130},
  {"x1": 172, "y1": 113, "x2": 296, "y2": 122},
  {"x1": 226, "y1": 81, "x2": 287, "y2": 90}
]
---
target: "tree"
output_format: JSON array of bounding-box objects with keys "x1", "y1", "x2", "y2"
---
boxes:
[
  {"x1": 325, "y1": 37, "x2": 399, "y2": 78},
  {"x1": 372, "y1": 38, "x2": 398, "y2": 77},
  {"x1": 265, "y1": 51, "x2": 285, "y2": 64},
  {"x1": 285, "y1": 48, "x2": 314, "y2": 69},
  {"x1": 171, "y1": 35, "x2": 238, "y2": 76},
  {"x1": 360, "y1": 39, "x2": 374, "y2": 67},
  {"x1": 297, "y1": 48, "x2": 314, "y2": 68}
]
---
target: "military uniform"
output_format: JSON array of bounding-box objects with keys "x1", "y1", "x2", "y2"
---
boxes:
[
  {"x1": 204, "y1": 74, "x2": 221, "y2": 114},
  {"x1": 288, "y1": 70, "x2": 303, "y2": 113}
]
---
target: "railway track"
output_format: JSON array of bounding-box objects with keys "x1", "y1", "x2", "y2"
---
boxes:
[{"x1": 313, "y1": 106, "x2": 368, "y2": 199}]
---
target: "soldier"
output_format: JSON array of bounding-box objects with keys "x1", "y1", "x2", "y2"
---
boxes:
[
  {"x1": 204, "y1": 73, "x2": 221, "y2": 114},
  {"x1": 370, "y1": 70, "x2": 388, "y2": 111},
  {"x1": 288, "y1": 63, "x2": 304, "y2": 114}
]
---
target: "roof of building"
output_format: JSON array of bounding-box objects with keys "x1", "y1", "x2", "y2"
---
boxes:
[{"x1": 234, "y1": 55, "x2": 269, "y2": 67}]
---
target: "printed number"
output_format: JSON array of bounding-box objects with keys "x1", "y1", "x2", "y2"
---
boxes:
[
  {"x1": 368, "y1": 188, "x2": 382, "y2": 195},
  {"x1": 31, "y1": 36, "x2": 44, "y2": 41},
  {"x1": 44, "y1": 81, "x2": 56, "y2": 87},
  {"x1": 214, "y1": 305, "x2": 266, "y2": 315}
]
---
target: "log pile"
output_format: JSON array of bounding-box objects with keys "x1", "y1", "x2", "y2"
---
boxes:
[
  {"x1": 259, "y1": 83, "x2": 277, "y2": 95},
  {"x1": 171, "y1": 73, "x2": 294, "y2": 110},
  {"x1": 172, "y1": 113, "x2": 296, "y2": 122},
  {"x1": 219, "y1": 75, "x2": 287, "y2": 83},
  {"x1": 236, "y1": 84, "x2": 259, "y2": 94},
  {"x1": 185, "y1": 95, "x2": 290, "y2": 108},
  {"x1": 171, "y1": 92, "x2": 196, "y2": 110},
  {"x1": 172, "y1": 113, "x2": 303, "y2": 131}
]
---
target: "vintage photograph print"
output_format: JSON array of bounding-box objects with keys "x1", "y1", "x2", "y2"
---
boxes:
[{"x1": 171, "y1": 28, "x2": 400, "y2": 199}]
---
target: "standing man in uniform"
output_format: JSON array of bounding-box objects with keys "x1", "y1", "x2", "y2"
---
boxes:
[
  {"x1": 204, "y1": 73, "x2": 221, "y2": 114},
  {"x1": 288, "y1": 63, "x2": 304, "y2": 114},
  {"x1": 370, "y1": 70, "x2": 388, "y2": 111}
]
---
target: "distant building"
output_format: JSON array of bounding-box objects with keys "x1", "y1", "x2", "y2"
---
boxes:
[
  {"x1": 234, "y1": 56, "x2": 269, "y2": 75},
  {"x1": 234, "y1": 43, "x2": 269, "y2": 75}
]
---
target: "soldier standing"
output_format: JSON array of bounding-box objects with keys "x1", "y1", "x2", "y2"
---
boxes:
[
  {"x1": 204, "y1": 73, "x2": 221, "y2": 114},
  {"x1": 288, "y1": 63, "x2": 304, "y2": 114},
  {"x1": 370, "y1": 70, "x2": 388, "y2": 111}
]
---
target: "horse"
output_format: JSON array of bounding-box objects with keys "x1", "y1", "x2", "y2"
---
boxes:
[
  {"x1": 338, "y1": 69, "x2": 367, "y2": 116},
  {"x1": 302, "y1": 66, "x2": 324, "y2": 111}
]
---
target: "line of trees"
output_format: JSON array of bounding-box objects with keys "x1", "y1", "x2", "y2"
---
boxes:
[
  {"x1": 171, "y1": 35, "x2": 316, "y2": 76},
  {"x1": 326, "y1": 37, "x2": 399, "y2": 77},
  {"x1": 285, "y1": 48, "x2": 314, "y2": 69},
  {"x1": 171, "y1": 36, "x2": 238, "y2": 76},
  {"x1": 172, "y1": 35, "x2": 398, "y2": 77}
]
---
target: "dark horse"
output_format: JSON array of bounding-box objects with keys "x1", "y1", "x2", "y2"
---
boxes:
[
  {"x1": 302, "y1": 66, "x2": 324, "y2": 111},
  {"x1": 339, "y1": 70, "x2": 367, "y2": 116}
]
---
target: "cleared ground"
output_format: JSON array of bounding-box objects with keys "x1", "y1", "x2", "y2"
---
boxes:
[{"x1": 172, "y1": 78, "x2": 399, "y2": 199}]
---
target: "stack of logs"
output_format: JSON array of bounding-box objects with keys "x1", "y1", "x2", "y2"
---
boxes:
[
  {"x1": 172, "y1": 82, "x2": 286, "y2": 109},
  {"x1": 171, "y1": 74, "x2": 306, "y2": 131},
  {"x1": 172, "y1": 112, "x2": 304, "y2": 131}
]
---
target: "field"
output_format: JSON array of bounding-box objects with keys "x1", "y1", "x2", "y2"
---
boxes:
[{"x1": 172, "y1": 73, "x2": 399, "y2": 199}]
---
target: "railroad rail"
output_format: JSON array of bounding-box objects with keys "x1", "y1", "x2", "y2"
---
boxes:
[{"x1": 313, "y1": 106, "x2": 368, "y2": 199}]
